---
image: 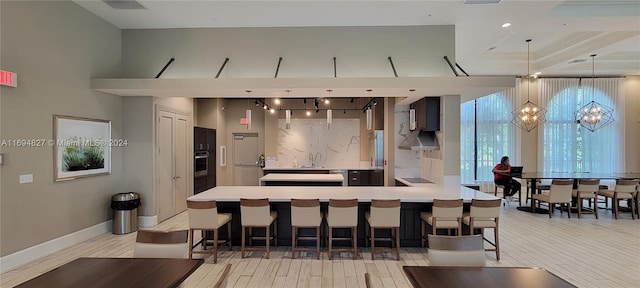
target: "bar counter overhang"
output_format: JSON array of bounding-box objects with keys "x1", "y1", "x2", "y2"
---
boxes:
[{"x1": 188, "y1": 185, "x2": 497, "y2": 247}]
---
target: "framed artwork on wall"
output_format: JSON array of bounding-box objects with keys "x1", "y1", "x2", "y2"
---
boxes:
[{"x1": 54, "y1": 115, "x2": 111, "y2": 181}]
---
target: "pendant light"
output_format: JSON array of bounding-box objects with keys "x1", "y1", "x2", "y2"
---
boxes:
[
  {"x1": 512, "y1": 39, "x2": 546, "y2": 132},
  {"x1": 326, "y1": 89, "x2": 333, "y2": 129},
  {"x1": 409, "y1": 89, "x2": 416, "y2": 131},
  {"x1": 574, "y1": 54, "x2": 614, "y2": 132},
  {"x1": 245, "y1": 90, "x2": 252, "y2": 130},
  {"x1": 285, "y1": 90, "x2": 292, "y2": 130},
  {"x1": 366, "y1": 89, "x2": 373, "y2": 130}
]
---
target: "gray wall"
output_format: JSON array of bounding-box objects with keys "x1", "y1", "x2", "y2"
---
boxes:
[{"x1": 0, "y1": 1, "x2": 122, "y2": 256}]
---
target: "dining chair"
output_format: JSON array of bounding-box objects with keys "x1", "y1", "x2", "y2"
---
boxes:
[
  {"x1": 427, "y1": 234, "x2": 486, "y2": 267},
  {"x1": 462, "y1": 199, "x2": 501, "y2": 260},
  {"x1": 572, "y1": 179, "x2": 600, "y2": 218},
  {"x1": 597, "y1": 179, "x2": 639, "y2": 219},
  {"x1": 186, "y1": 200, "x2": 232, "y2": 263},
  {"x1": 365, "y1": 199, "x2": 401, "y2": 260},
  {"x1": 213, "y1": 263, "x2": 232, "y2": 288},
  {"x1": 420, "y1": 199, "x2": 463, "y2": 248},
  {"x1": 326, "y1": 199, "x2": 358, "y2": 260},
  {"x1": 133, "y1": 229, "x2": 189, "y2": 259},
  {"x1": 240, "y1": 198, "x2": 278, "y2": 258},
  {"x1": 532, "y1": 179, "x2": 574, "y2": 218},
  {"x1": 291, "y1": 198, "x2": 322, "y2": 259}
]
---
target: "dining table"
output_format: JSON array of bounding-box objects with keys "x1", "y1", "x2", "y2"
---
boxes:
[
  {"x1": 515, "y1": 172, "x2": 640, "y2": 213},
  {"x1": 403, "y1": 266, "x2": 577, "y2": 288},
  {"x1": 14, "y1": 257, "x2": 204, "y2": 288}
]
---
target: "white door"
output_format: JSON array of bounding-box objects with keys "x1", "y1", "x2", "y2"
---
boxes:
[
  {"x1": 174, "y1": 115, "x2": 189, "y2": 213},
  {"x1": 233, "y1": 132, "x2": 259, "y2": 186},
  {"x1": 157, "y1": 110, "x2": 175, "y2": 222},
  {"x1": 156, "y1": 109, "x2": 191, "y2": 223}
]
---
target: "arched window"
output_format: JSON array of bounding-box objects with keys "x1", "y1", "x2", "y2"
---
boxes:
[
  {"x1": 461, "y1": 82, "x2": 520, "y2": 184},
  {"x1": 540, "y1": 78, "x2": 624, "y2": 173}
]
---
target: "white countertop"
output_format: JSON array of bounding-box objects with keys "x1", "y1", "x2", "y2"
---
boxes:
[
  {"x1": 260, "y1": 173, "x2": 344, "y2": 182},
  {"x1": 188, "y1": 185, "x2": 497, "y2": 203}
]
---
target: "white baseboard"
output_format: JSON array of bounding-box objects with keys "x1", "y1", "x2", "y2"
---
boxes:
[
  {"x1": 0, "y1": 220, "x2": 112, "y2": 273},
  {"x1": 138, "y1": 215, "x2": 157, "y2": 228}
]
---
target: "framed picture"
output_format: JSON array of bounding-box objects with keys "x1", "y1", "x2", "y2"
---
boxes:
[
  {"x1": 54, "y1": 115, "x2": 111, "y2": 181},
  {"x1": 220, "y1": 145, "x2": 227, "y2": 167}
]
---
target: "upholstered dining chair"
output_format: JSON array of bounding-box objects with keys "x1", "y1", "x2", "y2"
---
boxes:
[
  {"x1": 427, "y1": 234, "x2": 486, "y2": 267},
  {"x1": 573, "y1": 179, "x2": 600, "y2": 219},
  {"x1": 462, "y1": 199, "x2": 501, "y2": 260},
  {"x1": 597, "y1": 179, "x2": 639, "y2": 219},
  {"x1": 365, "y1": 199, "x2": 401, "y2": 260},
  {"x1": 133, "y1": 229, "x2": 189, "y2": 259},
  {"x1": 186, "y1": 200, "x2": 232, "y2": 263},
  {"x1": 532, "y1": 179, "x2": 574, "y2": 218},
  {"x1": 420, "y1": 198, "x2": 463, "y2": 248}
]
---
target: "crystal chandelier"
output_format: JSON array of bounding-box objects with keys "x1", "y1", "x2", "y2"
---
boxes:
[
  {"x1": 574, "y1": 54, "x2": 614, "y2": 132},
  {"x1": 512, "y1": 39, "x2": 546, "y2": 132}
]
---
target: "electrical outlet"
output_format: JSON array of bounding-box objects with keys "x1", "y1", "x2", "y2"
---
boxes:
[{"x1": 19, "y1": 174, "x2": 33, "y2": 184}]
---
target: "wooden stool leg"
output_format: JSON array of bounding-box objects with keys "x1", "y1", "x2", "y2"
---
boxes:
[
  {"x1": 189, "y1": 229, "x2": 194, "y2": 259},
  {"x1": 494, "y1": 226, "x2": 500, "y2": 261},
  {"x1": 241, "y1": 227, "x2": 246, "y2": 258},
  {"x1": 291, "y1": 227, "x2": 296, "y2": 259},
  {"x1": 213, "y1": 229, "x2": 219, "y2": 264},
  {"x1": 328, "y1": 227, "x2": 333, "y2": 260},
  {"x1": 578, "y1": 197, "x2": 582, "y2": 218},
  {"x1": 249, "y1": 227, "x2": 253, "y2": 246},
  {"x1": 227, "y1": 222, "x2": 232, "y2": 249},
  {"x1": 274, "y1": 220, "x2": 278, "y2": 247},
  {"x1": 316, "y1": 226, "x2": 320, "y2": 260},
  {"x1": 420, "y1": 219, "x2": 425, "y2": 248},
  {"x1": 370, "y1": 227, "x2": 375, "y2": 260},
  {"x1": 614, "y1": 198, "x2": 619, "y2": 219},
  {"x1": 395, "y1": 227, "x2": 400, "y2": 261},
  {"x1": 266, "y1": 226, "x2": 270, "y2": 259},
  {"x1": 352, "y1": 227, "x2": 357, "y2": 260},
  {"x1": 594, "y1": 197, "x2": 599, "y2": 219}
]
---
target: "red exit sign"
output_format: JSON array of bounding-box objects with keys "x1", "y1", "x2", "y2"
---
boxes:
[{"x1": 0, "y1": 70, "x2": 17, "y2": 87}]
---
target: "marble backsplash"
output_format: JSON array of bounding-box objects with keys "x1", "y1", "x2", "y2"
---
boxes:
[{"x1": 275, "y1": 119, "x2": 360, "y2": 168}]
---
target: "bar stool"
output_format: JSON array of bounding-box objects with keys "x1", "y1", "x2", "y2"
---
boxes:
[
  {"x1": 573, "y1": 179, "x2": 600, "y2": 218},
  {"x1": 365, "y1": 199, "x2": 401, "y2": 261},
  {"x1": 240, "y1": 198, "x2": 278, "y2": 259},
  {"x1": 463, "y1": 199, "x2": 502, "y2": 260},
  {"x1": 420, "y1": 198, "x2": 463, "y2": 248},
  {"x1": 326, "y1": 199, "x2": 358, "y2": 260},
  {"x1": 186, "y1": 200, "x2": 232, "y2": 263},
  {"x1": 291, "y1": 199, "x2": 322, "y2": 259}
]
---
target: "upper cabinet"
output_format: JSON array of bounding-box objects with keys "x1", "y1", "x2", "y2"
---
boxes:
[
  {"x1": 414, "y1": 97, "x2": 440, "y2": 131},
  {"x1": 194, "y1": 127, "x2": 216, "y2": 151}
]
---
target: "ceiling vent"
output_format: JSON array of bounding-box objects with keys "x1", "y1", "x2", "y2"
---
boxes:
[
  {"x1": 103, "y1": 0, "x2": 146, "y2": 10},
  {"x1": 462, "y1": 0, "x2": 502, "y2": 4}
]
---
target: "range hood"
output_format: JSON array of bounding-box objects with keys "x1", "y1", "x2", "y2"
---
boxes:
[{"x1": 398, "y1": 129, "x2": 439, "y2": 151}]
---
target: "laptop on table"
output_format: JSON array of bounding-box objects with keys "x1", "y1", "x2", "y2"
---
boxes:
[{"x1": 509, "y1": 166, "x2": 523, "y2": 177}]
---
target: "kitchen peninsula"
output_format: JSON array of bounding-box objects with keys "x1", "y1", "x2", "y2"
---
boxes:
[{"x1": 188, "y1": 184, "x2": 496, "y2": 247}]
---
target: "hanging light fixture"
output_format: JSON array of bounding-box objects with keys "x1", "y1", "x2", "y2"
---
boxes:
[
  {"x1": 574, "y1": 54, "x2": 614, "y2": 132},
  {"x1": 285, "y1": 90, "x2": 292, "y2": 130},
  {"x1": 512, "y1": 39, "x2": 546, "y2": 132},
  {"x1": 409, "y1": 89, "x2": 416, "y2": 131},
  {"x1": 245, "y1": 90, "x2": 252, "y2": 130},
  {"x1": 326, "y1": 89, "x2": 333, "y2": 129},
  {"x1": 366, "y1": 89, "x2": 373, "y2": 130}
]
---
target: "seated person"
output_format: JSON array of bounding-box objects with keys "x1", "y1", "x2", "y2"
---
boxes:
[{"x1": 492, "y1": 156, "x2": 521, "y2": 201}]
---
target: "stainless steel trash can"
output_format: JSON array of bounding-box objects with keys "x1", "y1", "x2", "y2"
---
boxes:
[{"x1": 111, "y1": 192, "x2": 141, "y2": 235}]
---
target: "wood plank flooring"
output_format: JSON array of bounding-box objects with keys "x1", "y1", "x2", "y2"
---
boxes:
[{"x1": 2, "y1": 203, "x2": 639, "y2": 288}]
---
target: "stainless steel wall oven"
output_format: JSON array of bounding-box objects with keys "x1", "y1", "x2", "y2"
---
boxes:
[{"x1": 194, "y1": 151, "x2": 209, "y2": 178}]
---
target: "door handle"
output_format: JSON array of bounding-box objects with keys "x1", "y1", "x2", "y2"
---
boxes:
[{"x1": 173, "y1": 176, "x2": 182, "y2": 180}]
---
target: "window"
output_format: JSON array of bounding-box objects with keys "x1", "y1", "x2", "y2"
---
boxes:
[
  {"x1": 541, "y1": 78, "x2": 623, "y2": 173},
  {"x1": 461, "y1": 83, "x2": 520, "y2": 184}
]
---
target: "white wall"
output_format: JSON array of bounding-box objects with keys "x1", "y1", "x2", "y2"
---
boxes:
[
  {"x1": 121, "y1": 26, "x2": 455, "y2": 78},
  {"x1": 0, "y1": 1, "x2": 122, "y2": 256}
]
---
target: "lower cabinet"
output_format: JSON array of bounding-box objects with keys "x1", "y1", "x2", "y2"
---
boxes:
[{"x1": 347, "y1": 170, "x2": 382, "y2": 186}]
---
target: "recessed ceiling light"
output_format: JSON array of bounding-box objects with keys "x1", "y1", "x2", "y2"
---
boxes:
[
  {"x1": 535, "y1": 72, "x2": 542, "y2": 75},
  {"x1": 501, "y1": 23, "x2": 511, "y2": 28}
]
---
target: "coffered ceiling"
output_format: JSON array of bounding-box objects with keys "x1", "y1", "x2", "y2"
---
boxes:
[{"x1": 74, "y1": 0, "x2": 640, "y2": 77}]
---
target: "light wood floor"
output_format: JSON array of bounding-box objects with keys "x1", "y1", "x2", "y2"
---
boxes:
[{"x1": 2, "y1": 202, "x2": 639, "y2": 288}]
